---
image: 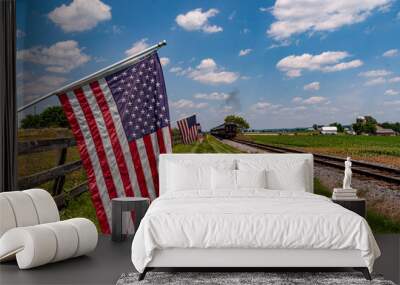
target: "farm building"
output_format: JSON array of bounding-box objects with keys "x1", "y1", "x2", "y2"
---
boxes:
[
  {"x1": 375, "y1": 126, "x2": 396, "y2": 136},
  {"x1": 320, "y1": 126, "x2": 337, "y2": 135}
]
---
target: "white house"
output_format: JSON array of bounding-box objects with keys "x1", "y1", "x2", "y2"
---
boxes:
[{"x1": 321, "y1": 126, "x2": 338, "y2": 135}]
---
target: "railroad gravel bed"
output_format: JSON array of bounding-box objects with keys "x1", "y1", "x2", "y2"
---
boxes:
[
  {"x1": 315, "y1": 165, "x2": 400, "y2": 221},
  {"x1": 222, "y1": 139, "x2": 265, "y2": 153},
  {"x1": 222, "y1": 139, "x2": 400, "y2": 222}
]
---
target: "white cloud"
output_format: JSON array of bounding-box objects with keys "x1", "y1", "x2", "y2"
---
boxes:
[
  {"x1": 286, "y1": 69, "x2": 302, "y2": 78},
  {"x1": 322, "y1": 60, "x2": 363, "y2": 72},
  {"x1": 251, "y1": 102, "x2": 280, "y2": 112},
  {"x1": 195, "y1": 102, "x2": 209, "y2": 109},
  {"x1": 383, "y1": 100, "x2": 400, "y2": 106},
  {"x1": 358, "y1": 69, "x2": 398, "y2": 85},
  {"x1": 194, "y1": 92, "x2": 230, "y2": 100},
  {"x1": 221, "y1": 106, "x2": 234, "y2": 113},
  {"x1": 171, "y1": 99, "x2": 208, "y2": 109},
  {"x1": 186, "y1": 58, "x2": 239, "y2": 85},
  {"x1": 228, "y1": 11, "x2": 236, "y2": 21},
  {"x1": 304, "y1": 82, "x2": 320, "y2": 91},
  {"x1": 250, "y1": 101, "x2": 282, "y2": 113},
  {"x1": 293, "y1": 96, "x2": 328, "y2": 105},
  {"x1": 267, "y1": 0, "x2": 392, "y2": 40},
  {"x1": 359, "y1": 69, "x2": 392, "y2": 77},
  {"x1": 17, "y1": 40, "x2": 90, "y2": 73},
  {"x1": 365, "y1": 77, "x2": 387, "y2": 86},
  {"x1": 48, "y1": 0, "x2": 111, "y2": 32},
  {"x1": 18, "y1": 74, "x2": 68, "y2": 103},
  {"x1": 280, "y1": 105, "x2": 308, "y2": 112},
  {"x1": 160, "y1": 57, "x2": 170, "y2": 66},
  {"x1": 202, "y1": 25, "x2": 223, "y2": 33},
  {"x1": 292, "y1": 96, "x2": 303, "y2": 103},
  {"x1": 175, "y1": 8, "x2": 222, "y2": 33},
  {"x1": 277, "y1": 51, "x2": 362, "y2": 77},
  {"x1": 251, "y1": 101, "x2": 271, "y2": 111},
  {"x1": 16, "y1": 29, "x2": 25, "y2": 38},
  {"x1": 382, "y1": 49, "x2": 398, "y2": 57},
  {"x1": 169, "y1": 66, "x2": 183, "y2": 73},
  {"x1": 259, "y1": 7, "x2": 269, "y2": 12},
  {"x1": 125, "y1": 38, "x2": 149, "y2": 56},
  {"x1": 385, "y1": 89, "x2": 399, "y2": 96},
  {"x1": 268, "y1": 40, "x2": 291, "y2": 49},
  {"x1": 239, "y1": 48, "x2": 252, "y2": 56},
  {"x1": 110, "y1": 25, "x2": 123, "y2": 35},
  {"x1": 302, "y1": 96, "x2": 328, "y2": 104}
]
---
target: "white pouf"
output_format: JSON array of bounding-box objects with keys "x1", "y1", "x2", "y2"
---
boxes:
[{"x1": 0, "y1": 189, "x2": 98, "y2": 269}]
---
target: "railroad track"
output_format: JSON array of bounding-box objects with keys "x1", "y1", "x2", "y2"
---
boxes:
[{"x1": 229, "y1": 138, "x2": 400, "y2": 185}]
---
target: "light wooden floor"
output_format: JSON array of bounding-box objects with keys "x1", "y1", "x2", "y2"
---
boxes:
[{"x1": 1, "y1": 234, "x2": 399, "y2": 285}]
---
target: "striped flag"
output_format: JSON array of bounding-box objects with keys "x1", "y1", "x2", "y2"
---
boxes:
[
  {"x1": 176, "y1": 115, "x2": 198, "y2": 144},
  {"x1": 58, "y1": 52, "x2": 172, "y2": 234}
]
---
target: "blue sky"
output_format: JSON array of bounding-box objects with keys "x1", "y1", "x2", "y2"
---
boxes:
[{"x1": 17, "y1": 0, "x2": 400, "y2": 129}]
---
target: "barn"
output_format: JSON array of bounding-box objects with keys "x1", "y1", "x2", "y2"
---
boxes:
[{"x1": 320, "y1": 126, "x2": 338, "y2": 135}]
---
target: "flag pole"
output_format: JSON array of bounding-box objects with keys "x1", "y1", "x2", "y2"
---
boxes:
[{"x1": 18, "y1": 40, "x2": 167, "y2": 113}]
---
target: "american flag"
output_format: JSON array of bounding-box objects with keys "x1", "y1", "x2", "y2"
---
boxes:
[
  {"x1": 176, "y1": 115, "x2": 198, "y2": 144},
  {"x1": 58, "y1": 52, "x2": 172, "y2": 234}
]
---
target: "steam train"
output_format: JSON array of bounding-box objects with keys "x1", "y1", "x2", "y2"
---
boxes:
[{"x1": 210, "y1": 123, "x2": 238, "y2": 139}]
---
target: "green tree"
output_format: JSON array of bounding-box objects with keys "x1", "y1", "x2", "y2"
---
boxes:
[
  {"x1": 381, "y1": 122, "x2": 400, "y2": 133},
  {"x1": 329, "y1": 122, "x2": 344, "y2": 132},
  {"x1": 364, "y1": 116, "x2": 377, "y2": 125},
  {"x1": 20, "y1": 106, "x2": 69, "y2": 129},
  {"x1": 352, "y1": 115, "x2": 377, "y2": 135},
  {"x1": 364, "y1": 122, "x2": 377, "y2": 134},
  {"x1": 40, "y1": 106, "x2": 69, "y2": 128},
  {"x1": 352, "y1": 122, "x2": 363, "y2": 135},
  {"x1": 224, "y1": 115, "x2": 250, "y2": 130},
  {"x1": 20, "y1": 114, "x2": 43, "y2": 129}
]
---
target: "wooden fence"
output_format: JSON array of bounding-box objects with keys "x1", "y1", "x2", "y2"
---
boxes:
[
  {"x1": 18, "y1": 137, "x2": 86, "y2": 209},
  {"x1": 17, "y1": 131, "x2": 183, "y2": 209}
]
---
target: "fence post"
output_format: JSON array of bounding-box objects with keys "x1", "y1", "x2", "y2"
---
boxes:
[{"x1": 51, "y1": 147, "x2": 67, "y2": 196}]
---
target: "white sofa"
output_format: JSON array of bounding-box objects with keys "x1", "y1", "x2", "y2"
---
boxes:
[{"x1": 0, "y1": 189, "x2": 98, "y2": 269}]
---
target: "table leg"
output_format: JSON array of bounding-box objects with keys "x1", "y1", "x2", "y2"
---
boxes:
[
  {"x1": 112, "y1": 201, "x2": 122, "y2": 242},
  {"x1": 134, "y1": 202, "x2": 149, "y2": 233}
]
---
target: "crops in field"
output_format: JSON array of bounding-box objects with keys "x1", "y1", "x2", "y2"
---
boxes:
[{"x1": 245, "y1": 134, "x2": 400, "y2": 168}]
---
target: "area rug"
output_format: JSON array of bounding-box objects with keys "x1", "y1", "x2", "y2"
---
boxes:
[{"x1": 116, "y1": 271, "x2": 395, "y2": 285}]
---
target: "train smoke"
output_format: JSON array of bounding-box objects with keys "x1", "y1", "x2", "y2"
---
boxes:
[{"x1": 223, "y1": 89, "x2": 241, "y2": 111}]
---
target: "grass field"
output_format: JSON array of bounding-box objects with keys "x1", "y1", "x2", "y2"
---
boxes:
[
  {"x1": 244, "y1": 134, "x2": 400, "y2": 168},
  {"x1": 17, "y1": 129, "x2": 400, "y2": 233}
]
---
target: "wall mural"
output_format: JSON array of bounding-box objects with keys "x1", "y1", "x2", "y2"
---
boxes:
[{"x1": 16, "y1": 0, "x2": 400, "y2": 234}]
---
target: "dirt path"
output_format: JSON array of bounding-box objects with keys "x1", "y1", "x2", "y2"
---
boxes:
[{"x1": 222, "y1": 139, "x2": 400, "y2": 222}]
